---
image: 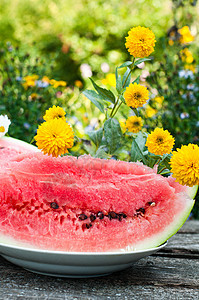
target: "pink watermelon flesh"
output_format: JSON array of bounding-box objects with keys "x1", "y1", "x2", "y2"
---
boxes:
[
  {"x1": 0, "y1": 136, "x2": 39, "y2": 162},
  {"x1": 0, "y1": 152, "x2": 195, "y2": 252}
]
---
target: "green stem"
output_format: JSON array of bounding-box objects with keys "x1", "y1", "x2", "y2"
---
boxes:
[
  {"x1": 122, "y1": 58, "x2": 135, "y2": 89},
  {"x1": 130, "y1": 107, "x2": 139, "y2": 117},
  {"x1": 112, "y1": 101, "x2": 123, "y2": 118},
  {"x1": 110, "y1": 96, "x2": 120, "y2": 118},
  {"x1": 110, "y1": 58, "x2": 136, "y2": 118}
]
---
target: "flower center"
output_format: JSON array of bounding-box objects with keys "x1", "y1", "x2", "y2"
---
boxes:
[
  {"x1": 156, "y1": 137, "x2": 163, "y2": 143},
  {"x1": 134, "y1": 92, "x2": 141, "y2": 100},
  {"x1": 0, "y1": 126, "x2": 5, "y2": 133},
  {"x1": 133, "y1": 121, "x2": 140, "y2": 126}
]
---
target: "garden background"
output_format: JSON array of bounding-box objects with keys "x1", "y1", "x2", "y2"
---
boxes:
[{"x1": 0, "y1": 0, "x2": 199, "y2": 217}]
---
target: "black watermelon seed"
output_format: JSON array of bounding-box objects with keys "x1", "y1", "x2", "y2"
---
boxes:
[
  {"x1": 109, "y1": 211, "x2": 118, "y2": 219},
  {"x1": 86, "y1": 223, "x2": 92, "y2": 229},
  {"x1": 97, "y1": 211, "x2": 104, "y2": 219},
  {"x1": 90, "y1": 214, "x2": 96, "y2": 222},
  {"x1": 148, "y1": 201, "x2": 156, "y2": 206},
  {"x1": 137, "y1": 207, "x2": 145, "y2": 214},
  {"x1": 118, "y1": 215, "x2": 122, "y2": 221},
  {"x1": 119, "y1": 213, "x2": 127, "y2": 218},
  {"x1": 79, "y1": 214, "x2": 88, "y2": 221},
  {"x1": 50, "y1": 202, "x2": 59, "y2": 209},
  {"x1": 0, "y1": 147, "x2": 5, "y2": 150}
]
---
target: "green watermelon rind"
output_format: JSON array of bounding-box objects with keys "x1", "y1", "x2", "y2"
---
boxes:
[
  {"x1": 187, "y1": 185, "x2": 198, "y2": 199},
  {"x1": 134, "y1": 186, "x2": 197, "y2": 251}
]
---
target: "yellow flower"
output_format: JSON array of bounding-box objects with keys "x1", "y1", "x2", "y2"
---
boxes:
[
  {"x1": 146, "y1": 128, "x2": 175, "y2": 156},
  {"x1": 170, "y1": 144, "x2": 199, "y2": 187},
  {"x1": 43, "y1": 105, "x2": 66, "y2": 122},
  {"x1": 180, "y1": 48, "x2": 194, "y2": 64},
  {"x1": 178, "y1": 26, "x2": 194, "y2": 44},
  {"x1": 42, "y1": 76, "x2": 51, "y2": 83},
  {"x1": 74, "y1": 80, "x2": 83, "y2": 88},
  {"x1": 22, "y1": 74, "x2": 39, "y2": 89},
  {"x1": 145, "y1": 105, "x2": 157, "y2": 118},
  {"x1": 185, "y1": 64, "x2": 196, "y2": 73},
  {"x1": 34, "y1": 119, "x2": 74, "y2": 157},
  {"x1": 126, "y1": 116, "x2": 143, "y2": 133},
  {"x1": 30, "y1": 93, "x2": 38, "y2": 100},
  {"x1": 101, "y1": 73, "x2": 116, "y2": 87},
  {"x1": 125, "y1": 26, "x2": 156, "y2": 58},
  {"x1": 50, "y1": 79, "x2": 67, "y2": 88},
  {"x1": 154, "y1": 96, "x2": 164, "y2": 105},
  {"x1": 22, "y1": 80, "x2": 35, "y2": 89},
  {"x1": 124, "y1": 83, "x2": 149, "y2": 108},
  {"x1": 168, "y1": 39, "x2": 174, "y2": 46},
  {"x1": 24, "y1": 75, "x2": 39, "y2": 81},
  {"x1": 119, "y1": 120, "x2": 127, "y2": 134}
]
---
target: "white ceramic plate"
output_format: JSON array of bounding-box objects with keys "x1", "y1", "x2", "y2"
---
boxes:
[{"x1": 0, "y1": 242, "x2": 167, "y2": 278}]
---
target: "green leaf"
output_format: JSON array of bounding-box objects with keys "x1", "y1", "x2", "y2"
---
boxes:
[
  {"x1": 116, "y1": 74, "x2": 122, "y2": 93},
  {"x1": 122, "y1": 67, "x2": 131, "y2": 88},
  {"x1": 118, "y1": 61, "x2": 133, "y2": 69},
  {"x1": 82, "y1": 90, "x2": 104, "y2": 113},
  {"x1": 134, "y1": 58, "x2": 151, "y2": 66},
  {"x1": 104, "y1": 118, "x2": 122, "y2": 154},
  {"x1": 132, "y1": 75, "x2": 140, "y2": 84},
  {"x1": 115, "y1": 67, "x2": 118, "y2": 80},
  {"x1": 95, "y1": 146, "x2": 110, "y2": 159},
  {"x1": 87, "y1": 128, "x2": 103, "y2": 148},
  {"x1": 135, "y1": 132, "x2": 146, "y2": 151},
  {"x1": 131, "y1": 137, "x2": 147, "y2": 164},
  {"x1": 159, "y1": 154, "x2": 172, "y2": 170},
  {"x1": 89, "y1": 78, "x2": 115, "y2": 104}
]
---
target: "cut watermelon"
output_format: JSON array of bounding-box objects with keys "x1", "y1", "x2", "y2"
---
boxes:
[
  {"x1": 0, "y1": 153, "x2": 196, "y2": 252},
  {"x1": 0, "y1": 136, "x2": 39, "y2": 161}
]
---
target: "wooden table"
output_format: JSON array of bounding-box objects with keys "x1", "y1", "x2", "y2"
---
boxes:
[{"x1": 0, "y1": 220, "x2": 198, "y2": 299}]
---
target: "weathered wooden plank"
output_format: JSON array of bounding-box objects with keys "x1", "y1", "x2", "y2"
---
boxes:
[
  {"x1": 178, "y1": 220, "x2": 199, "y2": 234},
  {"x1": 1, "y1": 286, "x2": 198, "y2": 300},
  {"x1": 155, "y1": 233, "x2": 199, "y2": 258},
  {"x1": 0, "y1": 254, "x2": 198, "y2": 291}
]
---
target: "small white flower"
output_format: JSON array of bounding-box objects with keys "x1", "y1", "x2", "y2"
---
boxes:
[
  {"x1": 80, "y1": 64, "x2": 92, "y2": 78},
  {"x1": 101, "y1": 62, "x2": 110, "y2": 73},
  {"x1": 187, "y1": 84, "x2": 194, "y2": 90},
  {"x1": 0, "y1": 115, "x2": 11, "y2": 138},
  {"x1": 178, "y1": 69, "x2": 194, "y2": 79},
  {"x1": 180, "y1": 112, "x2": 189, "y2": 119}
]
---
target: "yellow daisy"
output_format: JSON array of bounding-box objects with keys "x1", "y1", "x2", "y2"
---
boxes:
[
  {"x1": 178, "y1": 26, "x2": 194, "y2": 44},
  {"x1": 146, "y1": 128, "x2": 175, "y2": 156},
  {"x1": 34, "y1": 119, "x2": 74, "y2": 157},
  {"x1": 125, "y1": 26, "x2": 156, "y2": 58},
  {"x1": 43, "y1": 105, "x2": 66, "y2": 122},
  {"x1": 170, "y1": 144, "x2": 199, "y2": 187},
  {"x1": 124, "y1": 83, "x2": 149, "y2": 108},
  {"x1": 126, "y1": 116, "x2": 143, "y2": 133}
]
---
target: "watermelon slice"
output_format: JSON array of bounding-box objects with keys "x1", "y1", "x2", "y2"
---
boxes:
[
  {"x1": 0, "y1": 153, "x2": 196, "y2": 252},
  {"x1": 0, "y1": 136, "x2": 39, "y2": 162}
]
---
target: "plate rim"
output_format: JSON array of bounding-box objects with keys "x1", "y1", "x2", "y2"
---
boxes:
[{"x1": 0, "y1": 240, "x2": 168, "y2": 256}]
